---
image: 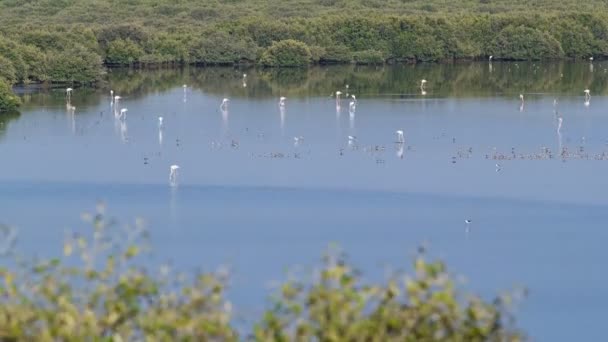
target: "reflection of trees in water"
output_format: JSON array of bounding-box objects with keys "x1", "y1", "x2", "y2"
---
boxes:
[
  {"x1": 15, "y1": 62, "x2": 608, "y2": 111},
  {"x1": 0, "y1": 111, "x2": 20, "y2": 140}
]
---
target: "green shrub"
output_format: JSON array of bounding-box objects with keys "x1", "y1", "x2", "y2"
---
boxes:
[
  {"x1": 105, "y1": 39, "x2": 144, "y2": 65},
  {"x1": 0, "y1": 56, "x2": 17, "y2": 84},
  {"x1": 260, "y1": 39, "x2": 312, "y2": 67},
  {"x1": 255, "y1": 247, "x2": 524, "y2": 341},
  {"x1": 490, "y1": 25, "x2": 564, "y2": 60},
  {"x1": 308, "y1": 45, "x2": 326, "y2": 63},
  {"x1": 96, "y1": 24, "x2": 149, "y2": 51},
  {"x1": 353, "y1": 49, "x2": 385, "y2": 64},
  {"x1": 319, "y1": 44, "x2": 352, "y2": 64},
  {"x1": 0, "y1": 78, "x2": 20, "y2": 112},
  {"x1": 0, "y1": 206, "x2": 524, "y2": 341},
  {"x1": 47, "y1": 45, "x2": 103, "y2": 84},
  {"x1": 556, "y1": 20, "x2": 595, "y2": 58},
  {"x1": 190, "y1": 31, "x2": 258, "y2": 65}
]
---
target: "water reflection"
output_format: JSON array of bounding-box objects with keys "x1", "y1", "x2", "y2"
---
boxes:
[
  {"x1": 0, "y1": 111, "x2": 19, "y2": 140},
  {"x1": 14, "y1": 62, "x2": 608, "y2": 111}
]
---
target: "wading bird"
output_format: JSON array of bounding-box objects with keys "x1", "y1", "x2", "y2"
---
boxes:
[
  {"x1": 169, "y1": 165, "x2": 180, "y2": 187},
  {"x1": 420, "y1": 79, "x2": 427, "y2": 95},
  {"x1": 349, "y1": 100, "x2": 356, "y2": 113},
  {"x1": 279, "y1": 97, "x2": 286, "y2": 107},
  {"x1": 396, "y1": 130, "x2": 405, "y2": 143},
  {"x1": 158, "y1": 116, "x2": 163, "y2": 129},
  {"x1": 519, "y1": 94, "x2": 524, "y2": 111},
  {"x1": 348, "y1": 135, "x2": 357, "y2": 147},
  {"x1": 220, "y1": 98, "x2": 229, "y2": 110},
  {"x1": 118, "y1": 108, "x2": 128, "y2": 120},
  {"x1": 66, "y1": 87, "x2": 73, "y2": 99}
]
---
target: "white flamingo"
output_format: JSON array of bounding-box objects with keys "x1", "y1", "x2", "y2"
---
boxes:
[
  {"x1": 348, "y1": 135, "x2": 357, "y2": 147},
  {"x1": 118, "y1": 108, "x2": 128, "y2": 120},
  {"x1": 279, "y1": 97, "x2": 286, "y2": 107},
  {"x1": 396, "y1": 130, "x2": 405, "y2": 143},
  {"x1": 220, "y1": 98, "x2": 229, "y2": 110},
  {"x1": 169, "y1": 165, "x2": 180, "y2": 187}
]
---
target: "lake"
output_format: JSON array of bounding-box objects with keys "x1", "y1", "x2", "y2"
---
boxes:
[{"x1": 2, "y1": 62, "x2": 608, "y2": 340}]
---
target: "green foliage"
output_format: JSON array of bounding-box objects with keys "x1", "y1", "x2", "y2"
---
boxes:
[
  {"x1": 106, "y1": 39, "x2": 145, "y2": 65},
  {"x1": 47, "y1": 45, "x2": 104, "y2": 84},
  {"x1": 353, "y1": 49, "x2": 385, "y2": 65},
  {"x1": 190, "y1": 31, "x2": 258, "y2": 65},
  {"x1": 0, "y1": 206, "x2": 236, "y2": 341},
  {"x1": 1, "y1": 0, "x2": 608, "y2": 112},
  {"x1": 0, "y1": 56, "x2": 17, "y2": 84},
  {"x1": 0, "y1": 206, "x2": 524, "y2": 341},
  {"x1": 0, "y1": 78, "x2": 20, "y2": 112},
  {"x1": 490, "y1": 26, "x2": 564, "y2": 60},
  {"x1": 254, "y1": 247, "x2": 523, "y2": 341},
  {"x1": 260, "y1": 39, "x2": 312, "y2": 67},
  {"x1": 319, "y1": 45, "x2": 352, "y2": 64}
]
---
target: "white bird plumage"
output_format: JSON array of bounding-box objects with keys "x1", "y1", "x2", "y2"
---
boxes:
[
  {"x1": 119, "y1": 108, "x2": 128, "y2": 120},
  {"x1": 169, "y1": 165, "x2": 180, "y2": 187},
  {"x1": 396, "y1": 130, "x2": 405, "y2": 143},
  {"x1": 220, "y1": 98, "x2": 229, "y2": 110}
]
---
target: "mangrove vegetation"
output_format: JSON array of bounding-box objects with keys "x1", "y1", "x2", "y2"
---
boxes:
[{"x1": 1, "y1": 0, "x2": 608, "y2": 108}]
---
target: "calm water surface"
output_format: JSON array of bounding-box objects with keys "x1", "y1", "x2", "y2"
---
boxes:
[{"x1": 2, "y1": 62, "x2": 608, "y2": 340}]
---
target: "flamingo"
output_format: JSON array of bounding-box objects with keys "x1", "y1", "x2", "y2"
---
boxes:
[
  {"x1": 519, "y1": 94, "x2": 524, "y2": 111},
  {"x1": 220, "y1": 98, "x2": 229, "y2": 110},
  {"x1": 169, "y1": 165, "x2": 180, "y2": 187},
  {"x1": 279, "y1": 97, "x2": 286, "y2": 107},
  {"x1": 420, "y1": 80, "x2": 427, "y2": 95},
  {"x1": 118, "y1": 108, "x2": 128, "y2": 120},
  {"x1": 396, "y1": 130, "x2": 405, "y2": 143},
  {"x1": 349, "y1": 100, "x2": 356, "y2": 113}
]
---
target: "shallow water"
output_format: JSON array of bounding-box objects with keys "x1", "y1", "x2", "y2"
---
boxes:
[{"x1": 2, "y1": 62, "x2": 608, "y2": 340}]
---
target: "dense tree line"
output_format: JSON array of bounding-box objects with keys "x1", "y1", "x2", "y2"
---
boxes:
[{"x1": 1, "y1": 0, "x2": 608, "y2": 110}]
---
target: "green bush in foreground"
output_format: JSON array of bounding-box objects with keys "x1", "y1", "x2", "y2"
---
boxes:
[
  {"x1": 0, "y1": 206, "x2": 524, "y2": 341},
  {"x1": 0, "y1": 78, "x2": 20, "y2": 112},
  {"x1": 260, "y1": 39, "x2": 312, "y2": 67}
]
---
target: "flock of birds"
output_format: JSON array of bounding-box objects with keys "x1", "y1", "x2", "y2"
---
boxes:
[{"x1": 61, "y1": 64, "x2": 600, "y2": 196}]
